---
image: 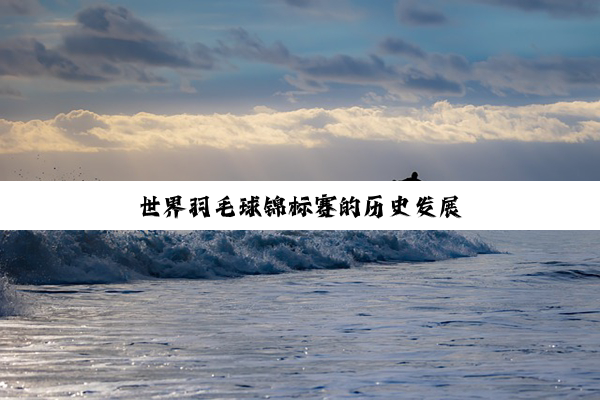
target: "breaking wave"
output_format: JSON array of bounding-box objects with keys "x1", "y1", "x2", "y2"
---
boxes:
[
  {"x1": 0, "y1": 275, "x2": 26, "y2": 317},
  {"x1": 0, "y1": 231, "x2": 495, "y2": 286}
]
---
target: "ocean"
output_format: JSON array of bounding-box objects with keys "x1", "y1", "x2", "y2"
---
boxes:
[{"x1": 0, "y1": 231, "x2": 599, "y2": 398}]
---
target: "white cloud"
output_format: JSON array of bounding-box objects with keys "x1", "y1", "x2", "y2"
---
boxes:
[
  {"x1": 1, "y1": 100, "x2": 599, "y2": 153},
  {"x1": 253, "y1": 105, "x2": 278, "y2": 114}
]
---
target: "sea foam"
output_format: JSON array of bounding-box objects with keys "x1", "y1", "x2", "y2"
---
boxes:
[{"x1": 0, "y1": 274, "x2": 26, "y2": 317}]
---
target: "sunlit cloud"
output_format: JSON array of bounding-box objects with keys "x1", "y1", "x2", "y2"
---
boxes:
[{"x1": 1, "y1": 100, "x2": 599, "y2": 154}]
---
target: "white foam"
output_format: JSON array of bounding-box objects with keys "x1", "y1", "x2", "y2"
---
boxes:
[
  {"x1": 0, "y1": 231, "x2": 495, "y2": 285},
  {"x1": 0, "y1": 275, "x2": 25, "y2": 317}
]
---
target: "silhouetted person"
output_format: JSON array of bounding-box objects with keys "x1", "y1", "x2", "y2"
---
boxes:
[{"x1": 402, "y1": 171, "x2": 420, "y2": 181}]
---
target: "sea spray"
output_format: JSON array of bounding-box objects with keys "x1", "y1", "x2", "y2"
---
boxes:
[
  {"x1": 0, "y1": 274, "x2": 25, "y2": 317},
  {"x1": 0, "y1": 231, "x2": 495, "y2": 285}
]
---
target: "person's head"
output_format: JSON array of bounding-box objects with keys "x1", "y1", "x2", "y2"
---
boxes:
[{"x1": 411, "y1": 171, "x2": 418, "y2": 179}]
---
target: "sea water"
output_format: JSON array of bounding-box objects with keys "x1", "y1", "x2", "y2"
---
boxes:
[{"x1": 0, "y1": 231, "x2": 599, "y2": 398}]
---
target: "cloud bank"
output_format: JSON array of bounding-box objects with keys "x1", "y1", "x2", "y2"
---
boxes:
[{"x1": 1, "y1": 100, "x2": 599, "y2": 154}]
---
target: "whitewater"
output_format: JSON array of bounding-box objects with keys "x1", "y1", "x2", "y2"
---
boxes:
[{"x1": 1, "y1": 230, "x2": 599, "y2": 398}]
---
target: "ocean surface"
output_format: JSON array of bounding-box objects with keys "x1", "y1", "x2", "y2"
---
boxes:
[{"x1": 0, "y1": 230, "x2": 599, "y2": 398}]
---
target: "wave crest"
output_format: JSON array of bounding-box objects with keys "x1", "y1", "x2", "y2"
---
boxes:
[{"x1": 0, "y1": 231, "x2": 495, "y2": 285}]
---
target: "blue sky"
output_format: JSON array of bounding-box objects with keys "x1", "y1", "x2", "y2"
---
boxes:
[{"x1": 1, "y1": 0, "x2": 599, "y2": 180}]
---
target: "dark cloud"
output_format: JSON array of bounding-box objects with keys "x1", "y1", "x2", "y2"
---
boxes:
[
  {"x1": 63, "y1": 5, "x2": 218, "y2": 70},
  {"x1": 75, "y1": 5, "x2": 161, "y2": 37},
  {"x1": 279, "y1": 0, "x2": 361, "y2": 20},
  {"x1": 3, "y1": 3, "x2": 597, "y2": 102},
  {"x1": 474, "y1": 55, "x2": 600, "y2": 95},
  {"x1": 62, "y1": 36, "x2": 194, "y2": 68},
  {"x1": 0, "y1": 0, "x2": 42, "y2": 16},
  {"x1": 379, "y1": 37, "x2": 427, "y2": 59},
  {"x1": 379, "y1": 37, "x2": 470, "y2": 79},
  {"x1": 224, "y1": 28, "x2": 389, "y2": 83},
  {"x1": 284, "y1": 0, "x2": 597, "y2": 21},
  {"x1": 402, "y1": 72, "x2": 464, "y2": 95},
  {"x1": 378, "y1": 35, "x2": 600, "y2": 98},
  {"x1": 0, "y1": 84, "x2": 22, "y2": 98},
  {"x1": 396, "y1": 1, "x2": 447, "y2": 26},
  {"x1": 473, "y1": 0, "x2": 600, "y2": 17},
  {"x1": 220, "y1": 28, "x2": 293, "y2": 65},
  {"x1": 0, "y1": 37, "x2": 172, "y2": 85},
  {"x1": 283, "y1": 0, "x2": 313, "y2": 8},
  {"x1": 0, "y1": 5, "x2": 222, "y2": 91},
  {"x1": 223, "y1": 29, "x2": 464, "y2": 99},
  {"x1": 295, "y1": 54, "x2": 398, "y2": 83},
  {"x1": 0, "y1": 38, "x2": 108, "y2": 82}
]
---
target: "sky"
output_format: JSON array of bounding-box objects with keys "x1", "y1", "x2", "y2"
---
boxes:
[{"x1": 0, "y1": 0, "x2": 599, "y2": 180}]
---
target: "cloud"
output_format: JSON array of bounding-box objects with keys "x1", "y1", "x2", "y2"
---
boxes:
[
  {"x1": 379, "y1": 37, "x2": 427, "y2": 59},
  {"x1": 471, "y1": 0, "x2": 600, "y2": 17},
  {"x1": 396, "y1": 1, "x2": 447, "y2": 26},
  {"x1": 0, "y1": 84, "x2": 22, "y2": 98},
  {"x1": 0, "y1": 5, "x2": 221, "y2": 89},
  {"x1": 221, "y1": 29, "x2": 600, "y2": 101},
  {"x1": 53, "y1": 109, "x2": 115, "y2": 147},
  {"x1": 0, "y1": 37, "x2": 172, "y2": 84},
  {"x1": 253, "y1": 105, "x2": 278, "y2": 114},
  {"x1": 0, "y1": 0, "x2": 43, "y2": 16},
  {"x1": 377, "y1": 36, "x2": 600, "y2": 98},
  {"x1": 0, "y1": 38, "x2": 109, "y2": 82},
  {"x1": 62, "y1": 5, "x2": 218, "y2": 70},
  {"x1": 384, "y1": 0, "x2": 598, "y2": 19},
  {"x1": 278, "y1": 0, "x2": 363, "y2": 20},
  {"x1": 75, "y1": 5, "x2": 159, "y2": 36},
  {"x1": 1, "y1": 100, "x2": 599, "y2": 153},
  {"x1": 2, "y1": 3, "x2": 598, "y2": 102},
  {"x1": 283, "y1": 0, "x2": 313, "y2": 7},
  {"x1": 474, "y1": 55, "x2": 600, "y2": 96},
  {"x1": 220, "y1": 28, "x2": 293, "y2": 65},
  {"x1": 223, "y1": 29, "x2": 464, "y2": 100}
]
